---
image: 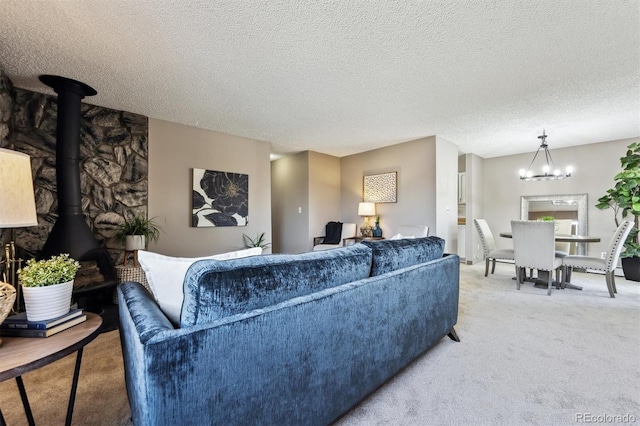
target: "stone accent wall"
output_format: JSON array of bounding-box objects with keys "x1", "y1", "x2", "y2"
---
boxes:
[
  {"x1": 0, "y1": 70, "x2": 14, "y2": 246},
  {"x1": 0, "y1": 71, "x2": 12, "y2": 148},
  {"x1": 9, "y1": 86, "x2": 148, "y2": 265}
]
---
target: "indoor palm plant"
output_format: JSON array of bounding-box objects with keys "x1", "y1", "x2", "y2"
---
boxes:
[
  {"x1": 18, "y1": 253, "x2": 80, "y2": 321},
  {"x1": 243, "y1": 232, "x2": 270, "y2": 251},
  {"x1": 115, "y1": 215, "x2": 162, "y2": 250},
  {"x1": 595, "y1": 142, "x2": 640, "y2": 281}
]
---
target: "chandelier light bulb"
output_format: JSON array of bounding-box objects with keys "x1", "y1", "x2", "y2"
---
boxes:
[
  {"x1": 566, "y1": 166, "x2": 573, "y2": 175},
  {"x1": 526, "y1": 170, "x2": 533, "y2": 178},
  {"x1": 543, "y1": 165, "x2": 550, "y2": 174},
  {"x1": 519, "y1": 169, "x2": 526, "y2": 177},
  {"x1": 553, "y1": 169, "x2": 560, "y2": 176}
]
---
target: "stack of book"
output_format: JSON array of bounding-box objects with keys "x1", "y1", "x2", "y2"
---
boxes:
[{"x1": 0, "y1": 308, "x2": 87, "y2": 338}]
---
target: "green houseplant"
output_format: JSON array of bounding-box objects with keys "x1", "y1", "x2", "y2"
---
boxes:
[
  {"x1": 115, "y1": 215, "x2": 162, "y2": 250},
  {"x1": 595, "y1": 142, "x2": 640, "y2": 281},
  {"x1": 243, "y1": 232, "x2": 270, "y2": 251},
  {"x1": 18, "y1": 253, "x2": 80, "y2": 321}
]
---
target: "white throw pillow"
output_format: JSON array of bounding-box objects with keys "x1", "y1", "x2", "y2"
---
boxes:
[
  {"x1": 137, "y1": 247, "x2": 262, "y2": 324},
  {"x1": 389, "y1": 233, "x2": 416, "y2": 240}
]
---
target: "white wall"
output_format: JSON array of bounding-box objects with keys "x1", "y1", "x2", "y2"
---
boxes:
[
  {"x1": 465, "y1": 153, "x2": 484, "y2": 263},
  {"x1": 482, "y1": 138, "x2": 636, "y2": 257},
  {"x1": 435, "y1": 136, "x2": 460, "y2": 252}
]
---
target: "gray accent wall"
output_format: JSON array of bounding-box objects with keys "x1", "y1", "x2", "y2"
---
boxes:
[
  {"x1": 308, "y1": 151, "x2": 341, "y2": 250},
  {"x1": 148, "y1": 118, "x2": 272, "y2": 257},
  {"x1": 271, "y1": 152, "x2": 311, "y2": 254},
  {"x1": 271, "y1": 151, "x2": 341, "y2": 254},
  {"x1": 340, "y1": 136, "x2": 459, "y2": 253},
  {"x1": 481, "y1": 138, "x2": 636, "y2": 258}
]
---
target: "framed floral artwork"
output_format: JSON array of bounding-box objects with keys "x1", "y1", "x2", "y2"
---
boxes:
[{"x1": 192, "y1": 168, "x2": 248, "y2": 227}]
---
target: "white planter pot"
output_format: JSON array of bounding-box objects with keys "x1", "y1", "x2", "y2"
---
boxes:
[
  {"x1": 22, "y1": 280, "x2": 74, "y2": 321},
  {"x1": 125, "y1": 235, "x2": 146, "y2": 251}
]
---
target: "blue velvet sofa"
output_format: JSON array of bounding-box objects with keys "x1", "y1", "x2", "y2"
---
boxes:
[{"x1": 117, "y1": 236, "x2": 460, "y2": 425}]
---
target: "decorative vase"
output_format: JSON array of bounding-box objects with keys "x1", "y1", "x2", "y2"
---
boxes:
[
  {"x1": 22, "y1": 280, "x2": 74, "y2": 321},
  {"x1": 372, "y1": 222, "x2": 382, "y2": 238},
  {"x1": 125, "y1": 235, "x2": 146, "y2": 251}
]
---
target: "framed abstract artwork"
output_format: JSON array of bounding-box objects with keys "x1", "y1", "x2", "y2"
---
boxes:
[
  {"x1": 363, "y1": 171, "x2": 397, "y2": 203},
  {"x1": 192, "y1": 168, "x2": 248, "y2": 227}
]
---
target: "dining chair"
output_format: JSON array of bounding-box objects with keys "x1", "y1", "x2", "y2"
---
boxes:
[
  {"x1": 561, "y1": 220, "x2": 633, "y2": 298},
  {"x1": 553, "y1": 219, "x2": 573, "y2": 254},
  {"x1": 474, "y1": 219, "x2": 515, "y2": 277},
  {"x1": 553, "y1": 219, "x2": 574, "y2": 281},
  {"x1": 511, "y1": 220, "x2": 563, "y2": 295}
]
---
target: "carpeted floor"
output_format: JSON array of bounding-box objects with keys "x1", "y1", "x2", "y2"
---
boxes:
[{"x1": 1, "y1": 262, "x2": 638, "y2": 425}]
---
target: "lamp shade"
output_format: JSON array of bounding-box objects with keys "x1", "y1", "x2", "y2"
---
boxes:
[
  {"x1": 358, "y1": 202, "x2": 376, "y2": 217},
  {"x1": 0, "y1": 148, "x2": 38, "y2": 228}
]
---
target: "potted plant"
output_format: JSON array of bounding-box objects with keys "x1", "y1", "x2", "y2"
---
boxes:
[
  {"x1": 115, "y1": 215, "x2": 162, "y2": 251},
  {"x1": 243, "y1": 232, "x2": 270, "y2": 252},
  {"x1": 18, "y1": 253, "x2": 80, "y2": 321},
  {"x1": 596, "y1": 142, "x2": 640, "y2": 281}
]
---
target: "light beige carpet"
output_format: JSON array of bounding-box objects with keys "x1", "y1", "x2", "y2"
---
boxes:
[
  {"x1": 0, "y1": 328, "x2": 130, "y2": 426},
  {"x1": 1, "y1": 262, "x2": 638, "y2": 425},
  {"x1": 336, "y1": 263, "x2": 640, "y2": 425}
]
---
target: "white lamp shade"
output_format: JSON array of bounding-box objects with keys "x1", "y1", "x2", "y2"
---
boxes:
[
  {"x1": 358, "y1": 202, "x2": 376, "y2": 217},
  {"x1": 0, "y1": 148, "x2": 38, "y2": 228}
]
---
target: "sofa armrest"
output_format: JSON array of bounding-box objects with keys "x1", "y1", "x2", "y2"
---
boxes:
[
  {"x1": 117, "y1": 281, "x2": 175, "y2": 343},
  {"x1": 313, "y1": 236, "x2": 325, "y2": 246}
]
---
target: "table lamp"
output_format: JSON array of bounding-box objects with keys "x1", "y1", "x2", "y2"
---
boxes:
[
  {"x1": 0, "y1": 148, "x2": 38, "y2": 317},
  {"x1": 358, "y1": 202, "x2": 376, "y2": 237}
]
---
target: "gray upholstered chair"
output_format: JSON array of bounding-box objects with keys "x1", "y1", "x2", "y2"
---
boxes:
[
  {"x1": 511, "y1": 220, "x2": 564, "y2": 295},
  {"x1": 561, "y1": 220, "x2": 633, "y2": 298},
  {"x1": 553, "y1": 219, "x2": 573, "y2": 255},
  {"x1": 313, "y1": 223, "x2": 357, "y2": 251},
  {"x1": 474, "y1": 218, "x2": 515, "y2": 277},
  {"x1": 551, "y1": 219, "x2": 574, "y2": 281}
]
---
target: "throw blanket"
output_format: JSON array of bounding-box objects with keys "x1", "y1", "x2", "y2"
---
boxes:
[{"x1": 323, "y1": 221, "x2": 343, "y2": 244}]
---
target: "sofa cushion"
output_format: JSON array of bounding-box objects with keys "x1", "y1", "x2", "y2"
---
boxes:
[
  {"x1": 181, "y1": 243, "x2": 372, "y2": 327},
  {"x1": 137, "y1": 247, "x2": 263, "y2": 324},
  {"x1": 361, "y1": 236, "x2": 445, "y2": 276}
]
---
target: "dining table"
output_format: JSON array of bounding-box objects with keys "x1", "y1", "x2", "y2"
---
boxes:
[
  {"x1": 498, "y1": 232, "x2": 601, "y2": 243},
  {"x1": 499, "y1": 232, "x2": 602, "y2": 290}
]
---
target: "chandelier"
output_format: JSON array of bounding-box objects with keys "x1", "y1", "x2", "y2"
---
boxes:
[{"x1": 519, "y1": 130, "x2": 573, "y2": 181}]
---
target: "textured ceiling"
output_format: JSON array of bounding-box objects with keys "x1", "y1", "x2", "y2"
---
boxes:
[{"x1": 0, "y1": 0, "x2": 638, "y2": 159}]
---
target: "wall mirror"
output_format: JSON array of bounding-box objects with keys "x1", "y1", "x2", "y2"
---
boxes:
[{"x1": 520, "y1": 194, "x2": 588, "y2": 255}]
